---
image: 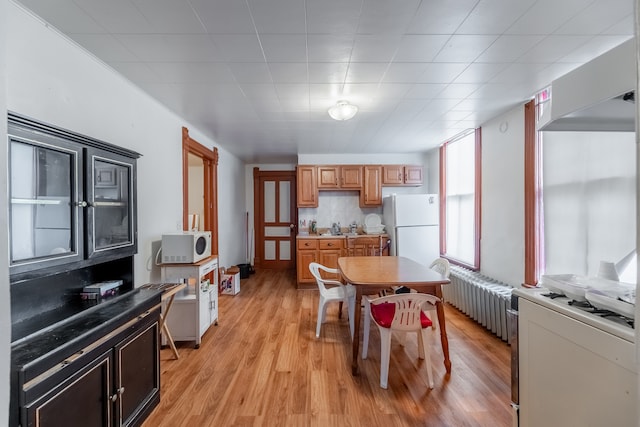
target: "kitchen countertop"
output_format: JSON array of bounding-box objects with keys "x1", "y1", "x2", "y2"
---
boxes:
[
  {"x1": 11, "y1": 288, "x2": 162, "y2": 377},
  {"x1": 297, "y1": 233, "x2": 388, "y2": 239}
]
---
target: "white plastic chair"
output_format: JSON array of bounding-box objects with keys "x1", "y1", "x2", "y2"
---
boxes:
[
  {"x1": 362, "y1": 293, "x2": 440, "y2": 389},
  {"x1": 309, "y1": 262, "x2": 356, "y2": 339},
  {"x1": 429, "y1": 257, "x2": 450, "y2": 279}
]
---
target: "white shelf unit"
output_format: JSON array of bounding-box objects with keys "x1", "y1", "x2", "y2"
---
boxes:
[{"x1": 160, "y1": 255, "x2": 219, "y2": 348}]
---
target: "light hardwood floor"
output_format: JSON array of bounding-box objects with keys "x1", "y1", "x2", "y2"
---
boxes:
[{"x1": 143, "y1": 269, "x2": 512, "y2": 427}]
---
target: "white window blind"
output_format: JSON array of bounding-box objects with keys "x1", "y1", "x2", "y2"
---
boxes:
[
  {"x1": 542, "y1": 132, "x2": 636, "y2": 280},
  {"x1": 444, "y1": 131, "x2": 476, "y2": 266}
]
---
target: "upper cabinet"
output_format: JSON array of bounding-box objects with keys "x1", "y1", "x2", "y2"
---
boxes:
[
  {"x1": 86, "y1": 147, "x2": 137, "y2": 259},
  {"x1": 317, "y1": 165, "x2": 362, "y2": 189},
  {"x1": 382, "y1": 165, "x2": 423, "y2": 186},
  {"x1": 8, "y1": 113, "x2": 140, "y2": 278},
  {"x1": 297, "y1": 165, "x2": 318, "y2": 207},
  {"x1": 361, "y1": 165, "x2": 382, "y2": 207}
]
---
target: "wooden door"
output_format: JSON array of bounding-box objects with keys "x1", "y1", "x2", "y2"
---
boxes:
[
  {"x1": 340, "y1": 165, "x2": 363, "y2": 188},
  {"x1": 382, "y1": 165, "x2": 404, "y2": 185},
  {"x1": 361, "y1": 165, "x2": 382, "y2": 206},
  {"x1": 254, "y1": 169, "x2": 297, "y2": 270}
]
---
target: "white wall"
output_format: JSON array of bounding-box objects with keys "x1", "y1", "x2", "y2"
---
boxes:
[
  {"x1": 480, "y1": 106, "x2": 526, "y2": 286},
  {"x1": 6, "y1": 2, "x2": 245, "y2": 281},
  {"x1": 1, "y1": 0, "x2": 11, "y2": 424}
]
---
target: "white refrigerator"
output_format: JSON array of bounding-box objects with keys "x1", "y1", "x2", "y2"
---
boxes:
[{"x1": 382, "y1": 194, "x2": 439, "y2": 267}]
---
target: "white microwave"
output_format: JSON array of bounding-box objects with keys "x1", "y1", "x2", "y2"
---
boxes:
[{"x1": 161, "y1": 231, "x2": 211, "y2": 264}]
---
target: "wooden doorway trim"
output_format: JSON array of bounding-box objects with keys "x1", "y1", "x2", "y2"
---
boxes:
[{"x1": 182, "y1": 127, "x2": 219, "y2": 256}]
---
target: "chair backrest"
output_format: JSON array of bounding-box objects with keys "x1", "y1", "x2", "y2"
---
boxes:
[
  {"x1": 309, "y1": 262, "x2": 344, "y2": 297},
  {"x1": 429, "y1": 257, "x2": 450, "y2": 278},
  {"x1": 369, "y1": 294, "x2": 440, "y2": 332}
]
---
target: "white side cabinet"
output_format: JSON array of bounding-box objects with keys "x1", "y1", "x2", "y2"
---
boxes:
[{"x1": 160, "y1": 255, "x2": 219, "y2": 348}]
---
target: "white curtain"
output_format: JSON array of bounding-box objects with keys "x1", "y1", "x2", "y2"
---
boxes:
[{"x1": 542, "y1": 131, "x2": 636, "y2": 280}]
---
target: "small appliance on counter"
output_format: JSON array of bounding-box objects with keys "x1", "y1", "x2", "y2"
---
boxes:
[{"x1": 161, "y1": 231, "x2": 212, "y2": 264}]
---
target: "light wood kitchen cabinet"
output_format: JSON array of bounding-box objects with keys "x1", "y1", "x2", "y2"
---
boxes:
[
  {"x1": 382, "y1": 165, "x2": 423, "y2": 186},
  {"x1": 345, "y1": 235, "x2": 390, "y2": 257},
  {"x1": 318, "y1": 239, "x2": 343, "y2": 281},
  {"x1": 296, "y1": 238, "x2": 318, "y2": 286},
  {"x1": 297, "y1": 165, "x2": 318, "y2": 207},
  {"x1": 317, "y1": 165, "x2": 362, "y2": 189},
  {"x1": 360, "y1": 165, "x2": 382, "y2": 207}
]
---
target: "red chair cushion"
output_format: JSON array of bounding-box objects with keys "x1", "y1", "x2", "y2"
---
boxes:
[{"x1": 370, "y1": 301, "x2": 433, "y2": 329}]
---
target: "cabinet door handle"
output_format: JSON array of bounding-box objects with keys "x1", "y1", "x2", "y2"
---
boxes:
[
  {"x1": 111, "y1": 393, "x2": 118, "y2": 402},
  {"x1": 76, "y1": 201, "x2": 88, "y2": 207},
  {"x1": 118, "y1": 387, "x2": 125, "y2": 395},
  {"x1": 328, "y1": 243, "x2": 333, "y2": 247}
]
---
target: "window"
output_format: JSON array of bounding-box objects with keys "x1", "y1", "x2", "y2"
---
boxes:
[
  {"x1": 440, "y1": 128, "x2": 481, "y2": 269},
  {"x1": 542, "y1": 131, "x2": 636, "y2": 280}
]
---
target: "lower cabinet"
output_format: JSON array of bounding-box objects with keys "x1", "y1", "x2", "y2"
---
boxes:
[
  {"x1": 160, "y1": 256, "x2": 219, "y2": 348},
  {"x1": 296, "y1": 238, "x2": 319, "y2": 287},
  {"x1": 21, "y1": 308, "x2": 160, "y2": 427}
]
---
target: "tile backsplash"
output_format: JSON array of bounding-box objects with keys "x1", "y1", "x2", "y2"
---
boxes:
[{"x1": 298, "y1": 191, "x2": 382, "y2": 231}]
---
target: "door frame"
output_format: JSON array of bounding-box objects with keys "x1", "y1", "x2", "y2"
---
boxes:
[
  {"x1": 253, "y1": 168, "x2": 297, "y2": 269},
  {"x1": 181, "y1": 126, "x2": 219, "y2": 256}
]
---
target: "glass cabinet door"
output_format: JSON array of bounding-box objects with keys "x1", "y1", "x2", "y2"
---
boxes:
[
  {"x1": 9, "y1": 135, "x2": 83, "y2": 271},
  {"x1": 86, "y1": 148, "x2": 136, "y2": 258}
]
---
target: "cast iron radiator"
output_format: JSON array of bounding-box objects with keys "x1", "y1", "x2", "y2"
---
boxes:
[{"x1": 442, "y1": 266, "x2": 513, "y2": 343}]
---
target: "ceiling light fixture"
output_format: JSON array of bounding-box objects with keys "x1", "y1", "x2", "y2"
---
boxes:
[{"x1": 328, "y1": 100, "x2": 358, "y2": 121}]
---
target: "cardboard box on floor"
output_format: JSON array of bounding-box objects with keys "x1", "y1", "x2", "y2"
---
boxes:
[{"x1": 221, "y1": 266, "x2": 240, "y2": 295}]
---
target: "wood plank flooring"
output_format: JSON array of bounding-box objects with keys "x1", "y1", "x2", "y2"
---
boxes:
[{"x1": 142, "y1": 269, "x2": 512, "y2": 427}]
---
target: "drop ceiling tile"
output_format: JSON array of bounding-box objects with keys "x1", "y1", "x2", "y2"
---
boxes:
[
  {"x1": 557, "y1": 35, "x2": 632, "y2": 63},
  {"x1": 133, "y1": 0, "x2": 205, "y2": 34},
  {"x1": 604, "y1": 15, "x2": 634, "y2": 35},
  {"x1": 307, "y1": 34, "x2": 355, "y2": 62},
  {"x1": 456, "y1": 0, "x2": 535, "y2": 34},
  {"x1": 211, "y1": 34, "x2": 264, "y2": 62},
  {"x1": 436, "y1": 83, "x2": 481, "y2": 99},
  {"x1": 228, "y1": 62, "x2": 272, "y2": 83},
  {"x1": 373, "y1": 84, "x2": 414, "y2": 99},
  {"x1": 475, "y1": 35, "x2": 545, "y2": 63},
  {"x1": 382, "y1": 63, "x2": 430, "y2": 83},
  {"x1": 554, "y1": 0, "x2": 633, "y2": 35},
  {"x1": 260, "y1": 35, "x2": 307, "y2": 62},
  {"x1": 274, "y1": 83, "x2": 310, "y2": 100},
  {"x1": 417, "y1": 63, "x2": 469, "y2": 83},
  {"x1": 248, "y1": 0, "x2": 306, "y2": 33},
  {"x1": 394, "y1": 35, "x2": 451, "y2": 62},
  {"x1": 357, "y1": 0, "x2": 421, "y2": 34},
  {"x1": 516, "y1": 35, "x2": 591, "y2": 63},
  {"x1": 146, "y1": 62, "x2": 236, "y2": 84},
  {"x1": 350, "y1": 35, "x2": 403, "y2": 63},
  {"x1": 404, "y1": 84, "x2": 447, "y2": 99},
  {"x1": 115, "y1": 34, "x2": 221, "y2": 62},
  {"x1": 407, "y1": 0, "x2": 479, "y2": 34},
  {"x1": 269, "y1": 63, "x2": 308, "y2": 83},
  {"x1": 71, "y1": 34, "x2": 138, "y2": 62},
  {"x1": 18, "y1": 0, "x2": 105, "y2": 33},
  {"x1": 308, "y1": 63, "x2": 349, "y2": 84},
  {"x1": 71, "y1": 0, "x2": 155, "y2": 33},
  {"x1": 309, "y1": 84, "x2": 342, "y2": 99},
  {"x1": 489, "y1": 62, "x2": 549, "y2": 85},
  {"x1": 345, "y1": 63, "x2": 389, "y2": 83},
  {"x1": 505, "y1": 0, "x2": 593, "y2": 35},
  {"x1": 433, "y1": 35, "x2": 498, "y2": 63},
  {"x1": 190, "y1": 0, "x2": 254, "y2": 33},
  {"x1": 452, "y1": 63, "x2": 509, "y2": 84},
  {"x1": 306, "y1": 0, "x2": 361, "y2": 33},
  {"x1": 237, "y1": 83, "x2": 279, "y2": 99}
]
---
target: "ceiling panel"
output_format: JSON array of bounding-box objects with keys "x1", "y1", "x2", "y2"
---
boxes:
[{"x1": 14, "y1": 0, "x2": 635, "y2": 162}]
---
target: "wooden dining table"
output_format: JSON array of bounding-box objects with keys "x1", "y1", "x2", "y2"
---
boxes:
[{"x1": 338, "y1": 256, "x2": 452, "y2": 375}]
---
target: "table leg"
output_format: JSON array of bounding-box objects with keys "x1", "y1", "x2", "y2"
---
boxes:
[
  {"x1": 160, "y1": 295, "x2": 180, "y2": 360},
  {"x1": 435, "y1": 300, "x2": 451, "y2": 373},
  {"x1": 351, "y1": 286, "x2": 363, "y2": 375}
]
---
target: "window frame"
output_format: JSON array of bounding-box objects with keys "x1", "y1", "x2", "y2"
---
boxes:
[{"x1": 439, "y1": 128, "x2": 482, "y2": 270}]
